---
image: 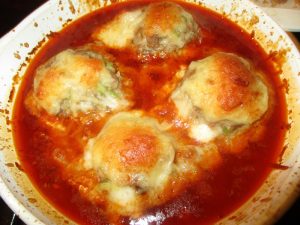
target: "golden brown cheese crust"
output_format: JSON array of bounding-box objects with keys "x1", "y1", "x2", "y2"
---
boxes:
[
  {"x1": 83, "y1": 111, "x2": 176, "y2": 216},
  {"x1": 134, "y1": 2, "x2": 199, "y2": 57},
  {"x1": 25, "y1": 48, "x2": 131, "y2": 117},
  {"x1": 93, "y1": 2, "x2": 199, "y2": 58},
  {"x1": 84, "y1": 111, "x2": 175, "y2": 188},
  {"x1": 171, "y1": 52, "x2": 269, "y2": 142},
  {"x1": 83, "y1": 111, "x2": 221, "y2": 217},
  {"x1": 215, "y1": 53, "x2": 255, "y2": 111},
  {"x1": 118, "y1": 131, "x2": 159, "y2": 168},
  {"x1": 90, "y1": 125, "x2": 164, "y2": 182},
  {"x1": 144, "y1": 2, "x2": 181, "y2": 34},
  {"x1": 172, "y1": 52, "x2": 268, "y2": 125}
]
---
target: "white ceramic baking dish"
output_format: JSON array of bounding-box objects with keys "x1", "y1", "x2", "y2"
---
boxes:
[{"x1": 0, "y1": 0, "x2": 300, "y2": 224}]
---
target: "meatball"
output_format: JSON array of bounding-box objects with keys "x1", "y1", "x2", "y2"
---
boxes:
[
  {"x1": 84, "y1": 111, "x2": 175, "y2": 191},
  {"x1": 84, "y1": 111, "x2": 175, "y2": 216},
  {"x1": 83, "y1": 111, "x2": 221, "y2": 216},
  {"x1": 93, "y1": 1, "x2": 199, "y2": 57},
  {"x1": 133, "y1": 1, "x2": 199, "y2": 57},
  {"x1": 171, "y1": 52, "x2": 269, "y2": 142},
  {"x1": 25, "y1": 48, "x2": 130, "y2": 117}
]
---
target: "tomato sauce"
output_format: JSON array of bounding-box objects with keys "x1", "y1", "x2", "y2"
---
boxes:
[{"x1": 12, "y1": 1, "x2": 287, "y2": 224}]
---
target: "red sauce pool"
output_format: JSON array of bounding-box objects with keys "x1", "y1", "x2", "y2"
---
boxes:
[{"x1": 12, "y1": 1, "x2": 287, "y2": 224}]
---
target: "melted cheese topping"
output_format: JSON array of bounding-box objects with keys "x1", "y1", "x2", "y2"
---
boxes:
[
  {"x1": 134, "y1": 2, "x2": 199, "y2": 57},
  {"x1": 189, "y1": 123, "x2": 220, "y2": 142},
  {"x1": 93, "y1": 2, "x2": 199, "y2": 57},
  {"x1": 94, "y1": 9, "x2": 146, "y2": 48},
  {"x1": 25, "y1": 48, "x2": 130, "y2": 117},
  {"x1": 171, "y1": 52, "x2": 269, "y2": 142},
  {"x1": 85, "y1": 111, "x2": 174, "y2": 189},
  {"x1": 83, "y1": 111, "x2": 222, "y2": 216},
  {"x1": 84, "y1": 111, "x2": 175, "y2": 216}
]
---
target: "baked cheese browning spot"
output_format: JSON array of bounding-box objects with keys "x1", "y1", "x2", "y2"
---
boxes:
[
  {"x1": 171, "y1": 52, "x2": 269, "y2": 142},
  {"x1": 93, "y1": 1, "x2": 199, "y2": 57},
  {"x1": 119, "y1": 131, "x2": 158, "y2": 168},
  {"x1": 216, "y1": 54, "x2": 254, "y2": 111},
  {"x1": 84, "y1": 111, "x2": 175, "y2": 189},
  {"x1": 134, "y1": 1, "x2": 199, "y2": 57},
  {"x1": 25, "y1": 48, "x2": 130, "y2": 117}
]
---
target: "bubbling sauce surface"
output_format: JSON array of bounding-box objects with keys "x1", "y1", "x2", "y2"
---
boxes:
[{"x1": 13, "y1": 0, "x2": 287, "y2": 224}]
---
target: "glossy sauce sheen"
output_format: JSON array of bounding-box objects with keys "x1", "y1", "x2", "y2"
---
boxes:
[{"x1": 13, "y1": 0, "x2": 287, "y2": 224}]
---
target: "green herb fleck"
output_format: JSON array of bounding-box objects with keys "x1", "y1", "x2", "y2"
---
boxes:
[
  {"x1": 108, "y1": 89, "x2": 119, "y2": 98},
  {"x1": 97, "y1": 84, "x2": 119, "y2": 99},
  {"x1": 97, "y1": 84, "x2": 107, "y2": 97},
  {"x1": 173, "y1": 28, "x2": 181, "y2": 38},
  {"x1": 221, "y1": 126, "x2": 231, "y2": 135},
  {"x1": 103, "y1": 58, "x2": 115, "y2": 72}
]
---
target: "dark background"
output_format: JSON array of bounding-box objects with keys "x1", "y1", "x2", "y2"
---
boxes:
[{"x1": 0, "y1": 0, "x2": 299, "y2": 224}]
